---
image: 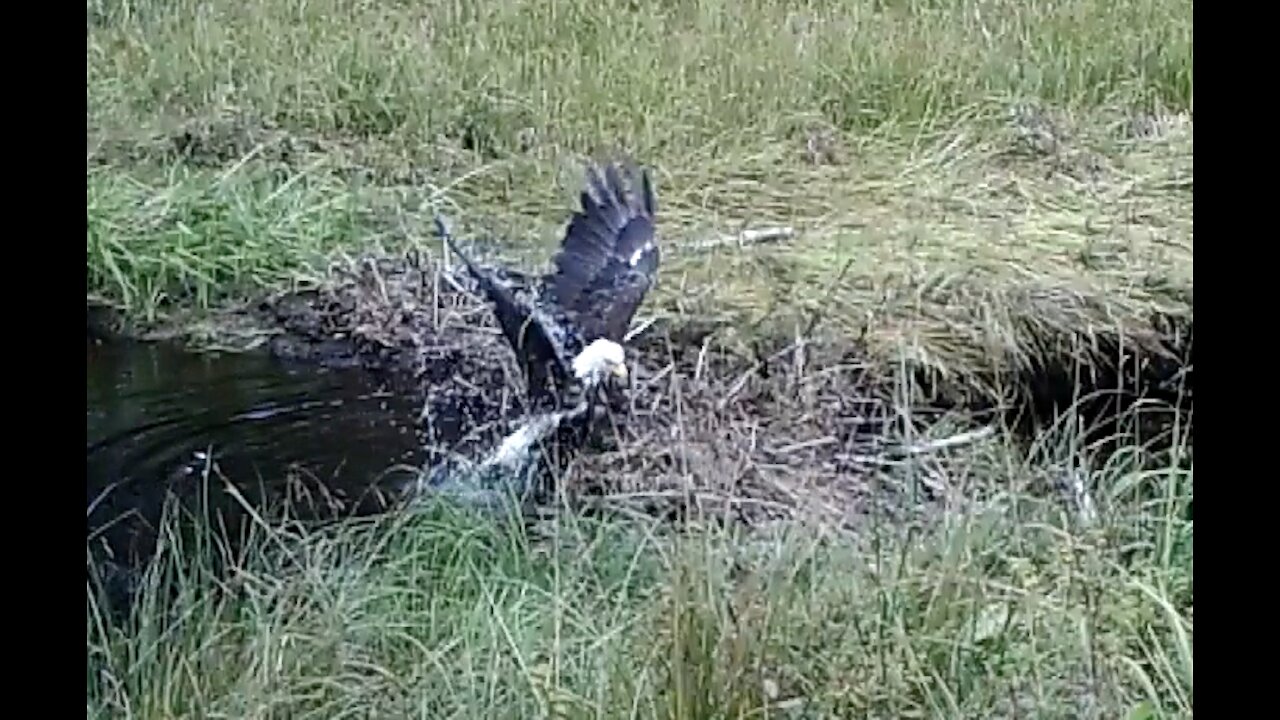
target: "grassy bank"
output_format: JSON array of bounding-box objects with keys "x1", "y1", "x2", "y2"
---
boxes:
[
  {"x1": 88, "y1": 416, "x2": 1192, "y2": 718},
  {"x1": 87, "y1": 0, "x2": 1193, "y2": 716},
  {"x1": 87, "y1": 0, "x2": 1192, "y2": 337}
]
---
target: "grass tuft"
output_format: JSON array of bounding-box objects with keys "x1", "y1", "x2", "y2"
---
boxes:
[
  {"x1": 86, "y1": 163, "x2": 360, "y2": 320},
  {"x1": 88, "y1": 416, "x2": 1192, "y2": 717}
]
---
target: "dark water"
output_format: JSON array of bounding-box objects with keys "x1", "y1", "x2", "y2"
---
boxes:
[{"x1": 87, "y1": 337, "x2": 430, "y2": 607}]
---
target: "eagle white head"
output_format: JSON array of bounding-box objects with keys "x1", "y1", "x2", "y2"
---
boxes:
[{"x1": 572, "y1": 338, "x2": 628, "y2": 387}]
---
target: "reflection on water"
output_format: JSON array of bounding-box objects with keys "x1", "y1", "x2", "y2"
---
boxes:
[{"x1": 87, "y1": 337, "x2": 429, "y2": 609}]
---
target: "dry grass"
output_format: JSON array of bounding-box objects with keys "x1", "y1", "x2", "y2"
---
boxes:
[
  {"x1": 86, "y1": 0, "x2": 1192, "y2": 716},
  {"x1": 88, "y1": 117, "x2": 1194, "y2": 411},
  {"x1": 87, "y1": 0, "x2": 1193, "y2": 392},
  {"x1": 89, "y1": 417, "x2": 1192, "y2": 718},
  {"x1": 88, "y1": 249, "x2": 1193, "y2": 717}
]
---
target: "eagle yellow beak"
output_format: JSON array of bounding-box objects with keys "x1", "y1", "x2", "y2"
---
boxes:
[{"x1": 611, "y1": 363, "x2": 629, "y2": 380}]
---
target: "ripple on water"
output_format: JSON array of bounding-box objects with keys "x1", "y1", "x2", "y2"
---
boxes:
[{"x1": 87, "y1": 339, "x2": 429, "y2": 605}]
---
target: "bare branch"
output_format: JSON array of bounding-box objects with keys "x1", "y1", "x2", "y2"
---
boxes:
[
  {"x1": 623, "y1": 316, "x2": 658, "y2": 343},
  {"x1": 685, "y1": 226, "x2": 796, "y2": 253},
  {"x1": 890, "y1": 425, "x2": 997, "y2": 458}
]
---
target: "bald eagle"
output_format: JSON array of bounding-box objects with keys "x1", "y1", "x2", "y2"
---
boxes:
[{"x1": 436, "y1": 161, "x2": 661, "y2": 412}]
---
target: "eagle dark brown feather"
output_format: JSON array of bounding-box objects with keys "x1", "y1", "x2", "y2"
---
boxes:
[
  {"x1": 546, "y1": 161, "x2": 660, "y2": 343},
  {"x1": 436, "y1": 160, "x2": 661, "y2": 409}
]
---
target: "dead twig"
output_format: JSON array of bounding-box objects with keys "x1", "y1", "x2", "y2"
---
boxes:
[
  {"x1": 587, "y1": 490, "x2": 794, "y2": 514},
  {"x1": 889, "y1": 425, "x2": 997, "y2": 458},
  {"x1": 718, "y1": 341, "x2": 805, "y2": 409},
  {"x1": 623, "y1": 316, "x2": 658, "y2": 343},
  {"x1": 767, "y1": 436, "x2": 838, "y2": 456},
  {"x1": 685, "y1": 226, "x2": 796, "y2": 253},
  {"x1": 837, "y1": 426, "x2": 996, "y2": 466}
]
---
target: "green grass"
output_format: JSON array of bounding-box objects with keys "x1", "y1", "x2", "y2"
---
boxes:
[
  {"x1": 88, "y1": 416, "x2": 1192, "y2": 718},
  {"x1": 87, "y1": 0, "x2": 1192, "y2": 337},
  {"x1": 87, "y1": 0, "x2": 1192, "y2": 716}
]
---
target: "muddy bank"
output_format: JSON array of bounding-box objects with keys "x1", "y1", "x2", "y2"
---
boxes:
[
  {"x1": 206, "y1": 252, "x2": 910, "y2": 525},
  {"x1": 90, "y1": 245, "x2": 1193, "y2": 528}
]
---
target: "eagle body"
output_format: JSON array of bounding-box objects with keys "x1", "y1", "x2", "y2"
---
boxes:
[{"x1": 438, "y1": 161, "x2": 661, "y2": 411}]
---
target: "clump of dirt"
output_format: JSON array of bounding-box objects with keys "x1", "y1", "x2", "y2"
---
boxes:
[
  {"x1": 1014, "y1": 309, "x2": 1192, "y2": 449},
  {"x1": 255, "y1": 254, "x2": 540, "y2": 464},
  {"x1": 257, "y1": 254, "x2": 465, "y2": 375},
  {"x1": 898, "y1": 288, "x2": 1193, "y2": 458},
  {"x1": 89, "y1": 114, "x2": 305, "y2": 170},
  {"x1": 568, "y1": 337, "x2": 917, "y2": 528}
]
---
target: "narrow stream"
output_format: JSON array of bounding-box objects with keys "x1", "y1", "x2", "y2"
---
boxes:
[{"x1": 87, "y1": 336, "x2": 430, "y2": 611}]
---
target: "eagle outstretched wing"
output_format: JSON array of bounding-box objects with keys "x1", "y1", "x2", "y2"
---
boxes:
[
  {"x1": 435, "y1": 217, "x2": 570, "y2": 402},
  {"x1": 434, "y1": 161, "x2": 660, "y2": 408},
  {"x1": 545, "y1": 161, "x2": 660, "y2": 343}
]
